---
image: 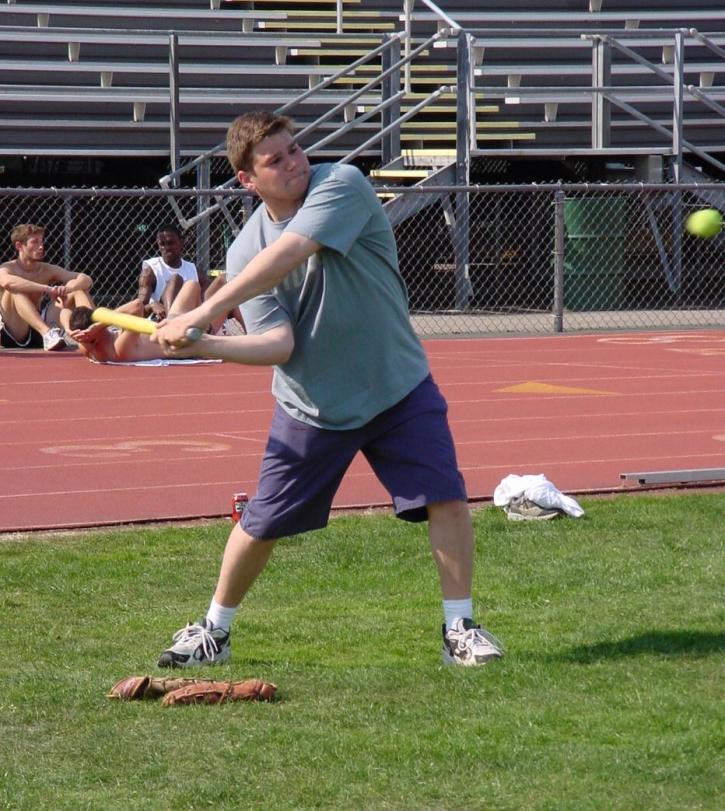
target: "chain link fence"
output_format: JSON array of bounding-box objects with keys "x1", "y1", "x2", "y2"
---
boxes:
[{"x1": 0, "y1": 183, "x2": 722, "y2": 335}]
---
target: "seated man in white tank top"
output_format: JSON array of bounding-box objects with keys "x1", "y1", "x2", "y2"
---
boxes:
[{"x1": 137, "y1": 223, "x2": 244, "y2": 331}]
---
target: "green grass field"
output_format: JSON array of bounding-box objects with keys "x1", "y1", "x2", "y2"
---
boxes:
[{"x1": 1, "y1": 492, "x2": 723, "y2": 810}]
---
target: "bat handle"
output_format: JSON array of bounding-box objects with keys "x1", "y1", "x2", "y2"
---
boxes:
[{"x1": 185, "y1": 326, "x2": 204, "y2": 342}]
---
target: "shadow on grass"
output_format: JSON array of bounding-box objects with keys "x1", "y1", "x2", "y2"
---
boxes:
[{"x1": 557, "y1": 630, "x2": 725, "y2": 662}]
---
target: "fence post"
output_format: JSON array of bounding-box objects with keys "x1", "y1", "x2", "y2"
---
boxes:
[
  {"x1": 63, "y1": 195, "x2": 72, "y2": 269},
  {"x1": 553, "y1": 189, "x2": 566, "y2": 333},
  {"x1": 195, "y1": 158, "x2": 210, "y2": 278},
  {"x1": 454, "y1": 30, "x2": 472, "y2": 309}
]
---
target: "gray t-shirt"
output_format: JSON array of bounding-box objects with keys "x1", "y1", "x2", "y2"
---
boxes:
[{"x1": 226, "y1": 162, "x2": 430, "y2": 430}]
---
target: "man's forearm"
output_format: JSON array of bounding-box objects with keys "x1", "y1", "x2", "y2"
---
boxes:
[
  {"x1": 137, "y1": 269, "x2": 155, "y2": 304},
  {"x1": 0, "y1": 276, "x2": 50, "y2": 296},
  {"x1": 186, "y1": 328, "x2": 293, "y2": 366}
]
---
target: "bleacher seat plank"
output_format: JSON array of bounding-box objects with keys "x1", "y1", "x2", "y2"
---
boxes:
[
  {"x1": 404, "y1": 10, "x2": 725, "y2": 26},
  {"x1": 0, "y1": 59, "x2": 345, "y2": 80},
  {"x1": 0, "y1": 26, "x2": 320, "y2": 49}
]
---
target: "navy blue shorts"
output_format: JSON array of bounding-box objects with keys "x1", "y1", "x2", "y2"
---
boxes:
[
  {"x1": 0, "y1": 325, "x2": 43, "y2": 349},
  {"x1": 242, "y1": 374, "x2": 467, "y2": 540}
]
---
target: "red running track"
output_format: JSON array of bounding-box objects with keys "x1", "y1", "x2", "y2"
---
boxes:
[{"x1": 1, "y1": 329, "x2": 724, "y2": 533}]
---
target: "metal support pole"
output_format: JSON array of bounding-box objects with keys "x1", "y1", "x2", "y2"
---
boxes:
[
  {"x1": 195, "y1": 158, "x2": 211, "y2": 279},
  {"x1": 452, "y1": 30, "x2": 472, "y2": 310},
  {"x1": 455, "y1": 31, "x2": 471, "y2": 188},
  {"x1": 169, "y1": 33, "x2": 180, "y2": 184},
  {"x1": 670, "y1": 31, "x2": 685, "y2": 296},
  {"x1": 381, "y1": 34, "x2": 401, "y2": 165},
  {"x1": 670, "y1": 186, "x2": 683, "y2": 298},
  {"x1": 243, "y1": 195, "x2": 254, "y2": 225},
  {"x1": 63, "y1": 195, "x2": 72, "y2": 269},
  {"x1": 403, "y1": 0, "x2": 413, "y2": 94},
  {"x1": 553, "y1": 190, "x2": 566, "y2": 333},
  {"x1": 592, "y1": 37, "x2": 611, "y2": 149},
  {"x1": 672, "y1": 31, "x2": 684, "y2": 183}
]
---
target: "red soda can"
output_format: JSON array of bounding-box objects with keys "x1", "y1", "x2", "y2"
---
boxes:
[{"x1": 231, "y1": 491, "x2": 248, "y2": 522}]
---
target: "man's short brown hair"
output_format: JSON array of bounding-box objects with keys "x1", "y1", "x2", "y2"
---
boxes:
[
  {"x1": 69, "y1": 306, "x2": 94, "y2": 331},
  {"x1": 11, "y1": 223, "x2": 44, "y2": 248},
  {"x1": 226, "y1": 112, "x2": 295, "y2": 174}
]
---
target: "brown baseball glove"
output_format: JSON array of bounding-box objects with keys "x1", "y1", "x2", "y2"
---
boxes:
[
  {"x1": 107, "y1": 675, "x2": 277, "y2": 705},
  {"x1": 161, "y1": 678, "x2": 277, "y2": 706}
]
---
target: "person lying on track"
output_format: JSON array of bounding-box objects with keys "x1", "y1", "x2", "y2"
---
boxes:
[{"x1": 62, "y1": 279, "x2": 208, "y2": 363}]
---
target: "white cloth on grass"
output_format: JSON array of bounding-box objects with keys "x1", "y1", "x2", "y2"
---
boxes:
[{"x1": 493, "y1": 473, "x2": 585, "y2": 518}]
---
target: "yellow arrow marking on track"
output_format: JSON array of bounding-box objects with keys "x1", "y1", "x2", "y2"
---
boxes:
[{"x1": 496, "y1": 381, "x2": 613, "y2": 395}]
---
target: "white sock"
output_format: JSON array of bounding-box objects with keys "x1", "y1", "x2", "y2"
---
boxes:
[
  {"x1": 443, "y1": 598, "x2": 473, "y2": 630},
  {"x1": 205, "y1": 599, "x2": 239, "y2": 632}
]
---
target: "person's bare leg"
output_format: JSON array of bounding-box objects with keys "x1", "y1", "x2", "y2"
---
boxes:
[
  {"x1": 113, "y1": 329, "x2": 143, "y2": 361},
  {"x1": 1, "y1": 290, "x2": 48, "y2": 336},
  {"x1": 156, "y1": 522, "x2": 275, "y2": 668},
  {"x1": 203, "y1": 275, "x2": 230, "y2": 333},
  {"x1": 160, "y1": 274, "x2": 183, "y2": 314},
  {"x1": 213, "y1": 523, "x2": 277, "y2": 607},
  {"x1": 205, "y1": 275, "x2": 225, "y2": 298},
  {"x1": 68, "y1": 289, "x2": 95, "y2": 309},
  {"x1": 430, "y1": 500, "x2": 503, "y2": 665},
  {"x1": 167, "y1": 280, "x2": 202, "y2": 316},
  {"x1": 427, "y1": 499, "x2": 474, "y2": 599},
  {"x1": 116, "y1": 298, "x2": 145, "y2": 316},
  {"x1": 57, "y1": 305, "x2": 73, "y2": 333},
  {"x1": 204, "y1": 275, "x2": 245, "y2": 333}
]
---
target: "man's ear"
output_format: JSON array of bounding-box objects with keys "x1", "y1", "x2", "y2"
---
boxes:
[{"x1": 237, "y1": 170, "x2": 256, "y2": 194}]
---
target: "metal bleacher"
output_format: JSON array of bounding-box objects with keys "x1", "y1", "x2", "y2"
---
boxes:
[
  {"x1": 0, "y1": 0, "x2": 396, "y2": 158},
  {"x1": 0, "y1": 0, "x2": 723, "y2": 180}
]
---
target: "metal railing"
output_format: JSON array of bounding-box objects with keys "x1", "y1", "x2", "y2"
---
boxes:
[
  {"x1": 586, "y1": 28, "x2": 725, "y2": 177},
  {"x1": 152, "y1": 22, "x2": 724, "y2": 302},
  {"x1": 159, "y1": 26, "x2": 452, "y2": 232}
]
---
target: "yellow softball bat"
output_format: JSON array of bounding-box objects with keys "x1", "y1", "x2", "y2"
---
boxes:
[{"x1": 91, "y1": 308, "x2": 203, "y2": 340}]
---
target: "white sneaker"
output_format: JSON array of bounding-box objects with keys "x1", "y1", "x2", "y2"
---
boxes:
[
  {"x1": 157, "y1": 618, "x2": 231, "y2": 668},
  {"x1": 504, "y1": 495, "x2": 561, "y2": 522},
  {"x1": 442, "y1": 618, "x2": 503, "y2": 666},
  {"x1": 42, "y1": 327, "x2": 65, "y2": 351},
  {"x1": 217, "y1": 317, "x2": 245, "y2": 336}
]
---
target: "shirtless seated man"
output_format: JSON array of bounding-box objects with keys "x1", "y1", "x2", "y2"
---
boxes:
[
  {"x1": 0, "y1": 223, "x2": 94, "y2": 351},
  {"x1": 62, "y1": 279, "x2": 207, "y2": 363}
]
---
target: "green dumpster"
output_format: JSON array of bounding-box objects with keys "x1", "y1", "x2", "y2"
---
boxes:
[{"x1": 564, "y1": 197, "x2": 626, "y2": 311}]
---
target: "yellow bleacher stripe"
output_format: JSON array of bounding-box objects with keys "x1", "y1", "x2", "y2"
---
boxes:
[
  {"x1": 369, "y1": 169, "x2": 431, "y2": 178},
  {"x1": 355, "y1": 64, "x2": 452, "y2": 73},
  {"x1": 401, "y1": 121, "x2": 522, "y2": 129},
  {"x1": 402, "y1": 149, "x2": 457, "y2": 156},
  {"x1": 259, "y1": 22, "x2": 396, "y2": 30}
]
